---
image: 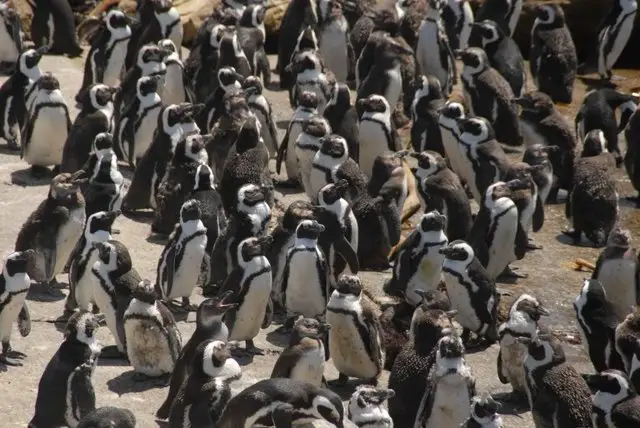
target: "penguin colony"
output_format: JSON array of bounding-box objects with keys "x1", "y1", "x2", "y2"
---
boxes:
[{"x1": 3, "y1": 0, "x2": 640, "y2": 427}]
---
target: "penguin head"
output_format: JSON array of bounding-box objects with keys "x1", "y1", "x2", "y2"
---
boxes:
[
  {"x1": 175, "y1": 132, "x2": 209, "y2": 164},
  {"x1": 297, "y1": 90, "x2": 319, "y2": 110},
  {"x1": 439, "y1": 101, "x2": 465, "y2": 122},
  {"x1": 295, "y1": 26, "x2": 320, "y2": 52},
  {"x1": 36, "y1": 73, "x2": 59, "y2": 92},
  {"x1": 238, "y1": 235, "x2": 273, "y2": 262},
  {"x1": 241, "y1": 75, "x2": 264, "y2": 96},
  {"x1": 584, "y1": 370, "x2": 633, "y2": 398},
  {"x1": 513, "y1": 91, "x2": 555, "y2": 117},
  {"x1": 455, "y1": 47, "x2": 489, "y2": 74},
  {"x1": 335, "y1": 274, "x2": 363, "y2": 297},
  {"x1": 165, "y1": 102, "x2": 205, "y2": 128},
  {"x1": 535, "y1": 4, "x2": 563, "y2": 25},
  {"x1": 50, "y1": 173, "x2": 85, "y2": 202},
  {"x1": 218, "y1": 66, "x2": 244, "y2": 91},
  {"x1": 409, "y1": 306, "x2": 457, "y2": 344},
  {"x1": 136, "y1": 75, "x2": 162, "y2": 99},
  {"x1": 152, "y1": 0, "x2": 174, "y2": 14},
  {"x1": 581, "y1": 129, "x2": 608, "y2": 157},
  {"x1": 237, "y1": 183, "x2": 269, "y2": 212},
  {"x1": 413, "y1": 289, "x2": 452, "y2": 313},
  {"x1": 319, "y1": 134, "x2": 349, "y2": 160},
  {"x1": 427, "y1": 0, "x2": 446, "y2": 13},
  {"x1": 302, "y1": 115, "x2": 331, "y2": 140},
  {"x1": 520, "y1": 332, "x2": 567, "y2": 368},
  {"x1": 87, "y1": 84, "x2": 118, "y2": 110},
  {"x1": 131, "y1": 279, "x2": 158, "y2": 305},
  {"x1": 318, "y1": 179, "x2": 349, "y2": 205},
  {"x1": 357, "y1": 94, "x2": 390, "y2": 118},
  {"x1": 287, "y1": 50, "x2": 322, "y2": 76},
  {"x1": 281, "y1": 201, "x2": 316, "y2": 231},
  {"x1": 484, "y1": 179, "x2": 527, "y2": 206},
  {"x1": 434, "y1": 333, "x2": 465, "y2": 366},
  {"x1": 505, "y1": 162, "x2": 536, "y2": 186},
  {"x1": 3, "y1": 250, "x2": 34, "y2": 277},
  {"x1": 180, "y1": 199, "x2": 202, "y2": 223},
  {"x1": 218, "y1": 26, "x2": 244, "y2": 59},
  {"x1": 321, "y1": 0, "x2": 345, "y2": 22},
  {"x1": 92, "y1": 132, "x2": 114, "y2": 155},
  {"x1": 523, "y1": 143, "x2": 556, "y2": 167},
  {"x1": 137, "y1": 44, "x2": 170, "y2": 71},
  {"x1": 439, "y1": 240, "x2": 474, "y2": 263},
  {"x1": 198, "y1": 290, "x2": 238, "y2": 323},
  {"x1": 158, "y1": 39, "x2": 180, "y2": 64},
  {"x1": 105, "y1": 9, "x2": 132, "y2": 34},
  {"x1": 209, "y1": 24, "x2": 228, "y2": 49},
  {"x1": 419, "y1": 210, "x2": 447, "y2": 233},
  {"x1": 18, "y1": 46, "x2": 47, "y2": 77},
  {"x1": 380, "y1": 36, "x2": 413, "y2": 64},
  {"x1": 66, "y1": 310, "x2": 101, "y2": 350},
  {"x1": 409, "y1": 150, "x2": 444, "y2": 178},
  {"x1": 223, "y1": 0, "x2": 249, "y2": 10},
  {"x1": 239, "y1": 4, "x2": 266, "y2": 27},
  {"x1": 457, "y1": 116, "x2": 495, "y2": 144},
  {"x1": 350, "y1": 385, "x2": 395, "y2": 413},
  {"x1": 471, "y1": 20, "x2": 503, "y2": 46},
  {"x1": 414, "y1": 75, "x2": 443, "y2": 104},
  {"x1": 201, "y1": 340, "x2": 235, "y2": 377},
  {"x1": 194, "y1": 164, "x2": 216, "y2": 191},
  {"x1": 291, "y1": 316, "x2": 331, "y2": 341},
  {"x1": 87, "y1": 210, "x2": 120, "y2": 235},
  {"x1": 313, "y1": 389, "x2": 345, "y2": 428},
  {"x1": 509, "y1": 294, "x2": 550, "y2": 324},
  {"x1": 469, "y1": 395, "x2": 502, "y2": 426},
  {"x1": 295, "y1": 219, "x2": 325, "y2": 240}
]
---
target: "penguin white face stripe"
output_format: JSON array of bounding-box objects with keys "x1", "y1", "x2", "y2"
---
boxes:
[
  {"x1": 524, "y1": 340, "x2": 554, "y2": 384},
  {"x1": 574, "y1": 279, "x2": 592, "y2": 335},
  {"x1": 592, "y1": 372, "x2": 632, "y2": 413}
]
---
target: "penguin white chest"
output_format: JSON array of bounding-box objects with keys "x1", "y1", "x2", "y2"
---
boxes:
[
  {"x1": 384, "y1": 65, "x2": 402, "y2": 111},
  {"x1": 318, "y1": 19, "x2": 349, "y2": 82},
  {"x1": 596, "y1": 257, "x2": 638, "y2": 321},
  {"x1": 290, "y1": 342, "x2": 325, "y2": 387},
  {"x1": 74, "y1": 250, "x2": 99, "y2": 310},
  {"x1": 423, "y1": 374, "x2": 472, "y2": 428},
  {"x1": 162, "y1": 65, "x2": 186, "y2": 106},
  {"x1": 295, "y1": 139, "x2": 321, "y2": 198},
  {"x1": 409, "y1": 246, "x2": 446, "y2": 298},
  {"x1": 229, "y1": 268, "x2": 272, "y2": 341},
  {"x1": 416, "y1": 22, "x2": 444, "y2": 83},
  {"x1": 359, "y1": 119, "x2": 390, "y2": 179},
  {"x1": 486, "y1": 206, "x2": 519, "y2": 278},
  {"x1": 25, "y1": 104, "x2": 69, "y2": 166},
  {"x1": 124, "y1": 302, "x2": 175, "y2": 376},
  {"x1": 168, "y1": 233, "x2": 208, "y2": 299},
  {"x1": 440, "y1": 126, "x2": 462, "y2": 175},
  {"x1": 0, "y1": 290, "x2": 27, "y2": 341},
  {"x1": 443, "y1": 268, "x2": 482, "y2": 332},
  {"x1": 0, "y1": 23, "x2": 19, "y2": 63},
  {"x1": 284, "y1": 249, "x2": 327, "y2": 318},
  {"x1": 54, "y1": 207, "x2": 86, "y2": 278},
  {"x1": 133, "y1": 104, "x2": 162, "y2": 165},
  {"x1": 285, "y1": 121, "x2": 305, "y2": 181},
  {"x1": 103, "y1": 39, "x2": 129, "y2": 87},
  {"x1": 600, "y1": 11, "x2": 637, "y2": 72}
]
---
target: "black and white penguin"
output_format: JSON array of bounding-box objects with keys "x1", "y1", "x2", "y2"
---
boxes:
[
  {"x1": 529, "y1": 4, "x2": 577, "y2": 103},
  {"x1": 416, "y1": 0, "x2": 457, "y2": 97},
  {"x1": 624, "y1": 100, "x2": 640, "y2": 204},
  {"x1": 237, "y1": 4, "x2": 271, "y2": 85},
  {"x1": 198, "y1": 66, "x2": 243, "y2": 132},
  {"x1": 216, "y1": 25, "x2": 252, "y2": 80},
  {"x1": 189, "y1": 23, "x2": 228, "y2": 103},
  {"x1": 585, "y1": 369, "x2": 640, "y2": 427},
  {"x1": 442, "y1": 0, "x2": 474, "y2": 51},
  {"x1": 615, "y1": 310, "x2": 640, "y2": 373},
  {"x1": 243, "y1": 76, "x2": 278, "y2": 157},
  {"x1": 317, "y1": 0, "x2": 352, "y2": 83},
  {"x1": 386, "y1": 210, "x2": 448, "y2": 306},
  {"x1": 438, "y1": 101, "x2": 466, "y2": 178},
  {"x1": 441, "y1": 240, "x2": 500, "y2": 346},
  {"x1": 134, "y1": 0, "x2": 183, "y2": 61},
  {"x1": 462, "y1": 395, "x2": 503, "y2": 428},
  {"x1": 347, "y1": 385, "x2": 395, "y2": 428},
  {"x1": 471, "y1": 19, "x2": 525, "y2": 97},
  {"x1": 0, "y1": 3, "x2": 23, "y2": 73},
  {"x1": 326, "y1": 274, "x2": 385, "y2": 385},
  {"x1": 168, "y1": 339, "x2": 242, "y2": 427},
  {"x1": 76, "y1": 9, "x2": 132, "y2": 102},
  {"x1": 28, "y1": 311, "x2": 102, "y2": 428},
  {"x1": 277, "y1": 0, "x2": 319, "y2": 89},
  {"x1": 414, "y1": 334, "x2": 476, "y2": 428},
  {"x1": 77, "y1": 407, "x2": 136, "y2": 428},
  {"x1": 270, "y1": 316, "x2": 330, "y2": 387},
  {"x1": 287, "y1": 26, "x2": 320, "y2": 100},
  {"x1": 288, "y1": 50, "x2": 335, "y2": 115},
  {"x1": 521, "y1": 144, "x2": 557, "y2": 205},
  {"x1": 156, "y1": 291, "x2": 237, "y2": 420},
  {"x1": 189, "y1": 164, "x2": 225, "y2": 254},
  {"x1": 61, "y1": 84, "x2": 118, "y2": 174},
  {"x1": 594, "y1": 0, "x2": 638, "y2": 81},
  {"x1": 21, "y1": 72, "x2": 71, "y2": 177},
  {"x1": 75, "y1": 132, "x2": 119, "y2": 193},
  {"x1": 297, "y1": 115, "x2": 332, "y2": 201},
  {"x1": 15, "y1": 173, "x2": 86, "y2": 295},
  {"x1": 220, "y1": 235, "x2": 273, "y2": 355},
  {"x1": 29, "y1": 0, "x2": 83, "y2": 57},
  {"x1": 520, "y1": 333, "x2": 592, "y2": 427},
  {"x1": 474, "y1": 0, "x2": 522, "y2": 36},
  {"x1": 357, "y1": 94, "x2": 401, "y2": 179},
  {"x1": 574, "y1": 278, "x2": 626, "y2": 373},
  {"x1": 458, "y1": 47, "x2": 521, "y2": 146},
  {"x1": 504, "y1": 162, "x2": 545, "y2": 250},
  {"x1": 514, "y1": 91, "x2": 576, "y2": 202},
  {"x1": 409, "y1": 150, "x2": 472, "y2": 241},
  {"x1": 276, "y1": 90, "x2": 319, "y2": 187},
  {"x1": 0, "y1": 250, "x2": 34, "y2": 366},
  {"x1": 411, "y1": 75, "x2": 445, "y2": 155},
  {"x1": 324, "y1": 82, "x2": 359, "y2": 162},
  {"x1": 282, "y1": 219, "x2": 330, "y2": 320},
  {"x1": 497, "y1": 294, "x2": 549, "y2": 405},
  {"x1": 90, "y1": 240, "x2": 140, "y2": 358},
  {"x1": 81, "y1": 151, "x2": 125, "y2": 219},
  {"x1": 215, "y1": 378, "x2": 344, "y2": 427},
  {"x1": 158, "y1": 38, "x2": 193, "y2": 106}
]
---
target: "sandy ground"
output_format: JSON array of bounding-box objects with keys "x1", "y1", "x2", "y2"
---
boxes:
[{"x1": 0, "y1": 50, "x2": 638, "y2": 427}]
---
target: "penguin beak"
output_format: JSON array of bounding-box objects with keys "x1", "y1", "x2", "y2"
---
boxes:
[
  {"x1": 35, "y1": 45, "x2": 49, "y2": 58},
  {"x1": 320, "y1": 323, "x2": 331, "y2": 332},
  {"x1": 506, "y1": 179, "x2": 529, "y2": 191},
  {"x1": 453, "y1": 49, "x2": 463, "y2": 60},
  {"x1": 537, "y1": 305, "x2": 551, "y2": 316},
  {"x1": 333, "y1": 179, "x2": 349, "y2": 196},
  {"x1": 107, "y1": 86, "x2": 120, "y2": 98},
  {"x1": 234, "y1": 72, "x2": 244, "y2": 82},
  {"x1": 374, "y1": 388, "x2": 395, "y2": 401},
  {"x1": 439, "y1": 246, "x2": 454, "y2": 257},
  {"x1": 182, "y1": 103, "x2": 205, "y2": 118},
  {"x1": 244, "y1": 86, "x2": 258, "y2": 96},
  {"x1": 214, "y1": 290, "x2": 237, "y2": 310},
  {"x1": 515, "y1": 336, "x2": 533, "y2": 345},
  {"x1": 105, "y1": 210, "x2": 121, "y2": 223},
  {"x1": 258, "y1": 235, "x2": 274, "y2": 251},
  {"x1": 125, "y1": 15, "x2": 139, "y2": 26}
]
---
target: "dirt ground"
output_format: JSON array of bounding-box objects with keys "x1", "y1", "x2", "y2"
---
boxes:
[{"x1": 0, "y1": 50, "x2": 638, "y2": 427}]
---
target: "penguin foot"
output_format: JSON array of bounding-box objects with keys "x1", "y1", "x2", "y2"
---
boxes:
[
  {"x1": 111, "y1": 228, "x2": 121, "y2": 235},
  {"x1": 274, "y1": 178, "x2": 300, "y2": 189},
  {"x1": 562, "y1": 228, "x2": 582, "y2": 244},
  {"x1": 0, "y1": 354, "x2": 23, "y2": 366},
  {"x1": 624, "y1": 195, "x2": 640, "y2": 207},
  {"x1": 328, "y1": 373, "x2": 349, "y2": 387},
  {"x1": 499, "y1": 391, "x2": 529, "y2": 408},
  {"x1": 100, "y1": 345, "x2": 128, "y2": 360},
  {"x1": 526, "y1": 241, "x2": 543, "y2": 251},
  {"x1": 51, "y1": 165, "x2": 60, "y2": 175},
  {"x1": 498, "y1": 266, "x2": 528, "y2": 280},
  {"x1": 6, "y1": 139, "x2": 19, "y2": 151},
  {"x1": 244, "y1": 340, "x2": 264, "y2": 355},
  {"x1": 29, "y1": 165, "x2": 51, "y2": 179}
]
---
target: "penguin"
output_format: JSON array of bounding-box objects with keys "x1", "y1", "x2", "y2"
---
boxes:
[
  {"x1": 529, "y1": 4, "x2": 577, "y2": 103},
  {"x1": 385, "y1": 210, "x2": 448, "y2": 305},
  {"x1": 520, "y1": 333, "x2": 592, "y2": 428},
  {"x1": 83, "y1": 151, "x2": 126, "y2": 218},
  {"x1": 76, "y1": 9, "x2": 132, "y2": 102},
  {"x1": 411, "y1": 75, "x2": 445, "y2": 155},
  {"x1": 467, "y1": 179, "x2": 530, "y2": 280},
  {"x1": 243, "y1": 76, "x2": 278, "y2": 157},
  {"x1": 457, "y1": 47, "x2": 521, "y2": 146},
  {"x1": 288, "y1": 50, "x2": 335, "y2": 115},
  {"x1": 215, "y1": 378, "x2": 344, "y2": 428},
  {"x1": 123, "y1": 102, "x2": 202, "y2": 212},
  {"x1": 442, "y1": 0, "x2": 474, "y2": 50},
  {"x1": 441, "y1": 240, "x2": 500, "y2": 346},
  {"x1": 470, "y1": 19, "x2": 525, "y2": 97},
  {"x1": 190, "y1": 23, "x2": 228, "y2": 103},
  {"x1": 0, "y1": 46, "x2": 47, "y2": 150},
  {"x1": 21, "y1": 72, "x2": 72, "y2": 177},
  {"x1": 504, "y1": 162, "x2": 545, "y2": 250},
  {"x1": 438, "y1": 101, "x2": 466, "y2": 179},
  {"x1": 461, "y1": 395, "x2": 503, "y2": 428},
  {"x1": 514, "y1": 91, "x2": 575, "y2": 202},
  {"x1": 0, "y1": 3, "x2": 22, "y2": 73},
  {"x1": 592, "y1": 0, "x2": 638, "y2": 81},
  {"x1": 474, "y1": 0, "x2": 522, "y2": 36},
  {"x1": 158, "y1": 38, "x2": 193, "y2": 105},
  {"x1": 237, "y1": 4, "x2": 271, "y2": 86},
  {"x1": 168, "y1": 339, "x2": 242, "y2": 428},
  {"x1": 271, "y1": 403, "x2": 296, "y2": 428},
  {"x1": 66, "y1": 210, "x2": 119, "y2": 316},
  {"x1": 0, "y1": 250, "x2": 34, "y2": 366},
  {"x1": 90, "y1": 240, "x2": 140, "y2": 358},
  {"x1": 324, "y1": 82, "x2": 359, "y2": 162},
  {"x1": 413, "y1": 333, "x2": 476, "y2": 428},
  {"x1": 75, "y1": 131, "x2": 119, "y2": 194},
  {"x1": 592, "y1": 228, "x2": 639, "y2": 322},
  {"x1": 61, "y1": 84, "x2": 118, "y2": 174},
  {"x1": 357, "y1": 94, "x2": 401, "y2": 179},
  {"x1": 124, "y1": 279, "x2": 181, "y2": 379},
  {"x1": 28, "y1": 311, "x2": 101, "y2": 428},
  {"x1": 615, "y1": 310, "x2": 640, "y2": 373},
  {"x1": 574, "y1": 278, "x2": 626, "y2": 373},
  {"x1": 564, "y1": 132, "x2": 619, "y2": 247},
  {"x1": 416, "y1": 0, "x2": 457, "y2": 97},
  {"x1": 297, "y1": 115, "x2": 332, "y2": 201},
  {"x1": 115, "y1": 75, "x2": 163, "y2": 167},
  {"x1": 220, "y1": 235, "x2": 273, "y2": 355},
  {"x1": 623, "y1": 98, "x2": 640, "y2": 205},
  {"x1": 288, "y1": 26, "x2": 321, "y2": 99},
  {"x1": 216, "y1": 25, "x2": 252, "y2": 80},
  {"x1": 409, "y1": 150, "x2": 473, "y2": 241},
  {"x1": 77, "y1": 407, "x2": 136, "y2": 428},
  {"x1": 387, "y1": 307, "x2": 457, "y2": 427},
  {"x1": 277, "y1": 0, "x2": 320, "y2": 89},
  {"x1": 156, "y1": 291, "x2": 237, "y2": 420},
  {"x1": 189, "y1": 164, "x2": 225, "y2": 254},
  {"x1": 349, "y1": 5, "x2": 403, "y2": 60},
  {"x1": 317, "y1": 0, "x2": 352, "y2": 83},
  {"x1": 521, "y1": 144, "x2": 557, "y2": 206},
  {"x1": 270, "y1": 316, "x2": 330, "y2": 387},
  {"x1": 15, "y1": 173, "x2": 86, "y2": 295},
  {"x1": 198, "y1": 66, "x2": 243, "y2": 132},
  {"x1": 497, "y1": 294, "x2": 549, "y2": 405},
  {"x1": 326, "y1": 274, "x2": 385, "y2": 385},
  {"x1": 282, "y1": 219, "x2": 330, "y2": 320},
  {"x1": 134, "y1": 0, "x2": 183, "y2": 61},
  {"x1": 585, "y1": 369, "x2": 640, "y2": 427},
  {"x1": 29, "y1": 0, "x2": 83, "y2": 58},
  {"x1": 347, "y1": 385, "x2": 395, "y2": 428},
  {"x1": 276, "y1": 90, "x2": 319, "y2": 187}
]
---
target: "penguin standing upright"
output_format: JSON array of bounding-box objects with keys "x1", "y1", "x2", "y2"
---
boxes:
[
  {"x1": 158, "y1": 38, "x2": 193, "y2": 105},
  {"x1": 238, "y1": 4, "x2": 271, "y2": 85},
  {"x1": 615, "y1": 310, "x2": 640, "y2": 372},
  {"x1": 15, "y1": 173, "x2": 86, "y2": 295},
  {"x1": 411, "y1": 75, "x2": 445, "y2": 155},
  {"x1": 347, "y1": 385, "x2": 395, "y2": 428},
  {"x1": 189, "y1": 164, "x2": 225, "y2": 254},
  {"x1": 190, "y1": 24, "x2": 227, "y2": 103},
  {"x1": 28, "y1": 311, "x2": 101, "y2": 428},
  {"x1": 585, "y1": 370, "x2": 640, "y2": 427},
  {"x1": 277, "y1": 0, "x2": 319, "y2": 89},
  {"x1": 29, "y1": 0, "x2": 83, "y2": 57},
  {"x1": 324, "y1": 82, "x2": 359, "y2": 161},
  {"x1": 243, "y1": 76, "x2": 278, "y2": 157},
  {"x1": 504, "y1": 163, "x2": 545, "y2": 249},
  {"x1": 0, "y1": 250, "x2": 34, "y2": 366},
  {"x1": 357, "y1": 94, "x2": 401, "y2": 179},
  {"x1": 442, "y1": 0, "x2": 474, "y2": 50},
  {"x1": 216, "y1": 26, "x2": 252, "y2": 80},
  {"x1": 0, "y1": 3, "x2": 22, "y2": 72},
  {"x1": 592, "y1": 0, "x2": 638, "y2": 81},
  {"x1": 462, "y1": 395, "x2": 503, "y2": 428},
  {"x1": 416, "y1": 0, "x2": 457, "y2": 97},
  {"x1": 317, "y1": 0, "x2": 352, "y2": 83},
  {"x1": 124, "y1": 279, "x2": 181, "y2": 378},
  {"x1": 288, "y1": 50, "x2": 335, "y2": 115},
  {"x1": 326, "y1": 274, "x2": 385, "y2": 385},
  {"x1": 82, "y1": 149, "x2": 126, "y2": 217},
  {"x1": 297, "y1": 115, "x2": 332, "y2": 200},
  {"x1": 197, "y1": 66, "x2": 243, "y2": 132},
  {"x1": 134, "y1": 0, "x2": 183, "y2": 59},
  {"x1": 21, "y1": 73, "x2": 71, "y2": 177},
  {"x1": 438, "y1": 101, "x2": 466, "y2": 178},
  {"x1": 530, "y1": 4, "x2": 577, "y2": 103},
  {"x1": 474, "y1": 0, "x2": 522, "y2": 36},
  {"x1": 521, "y1": 144, "x2": 557, "y2": 205}
]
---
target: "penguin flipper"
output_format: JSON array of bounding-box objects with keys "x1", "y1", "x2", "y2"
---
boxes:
[
  {"x1": 334, "y1": 235, "x2": 360, "y2": 274},
  {"x1": 165, "y1": 241, "x2": 178, "y2": 298},
  {"x1": 362, "y1": 299, "x2": 384, "y2": 365},
  {"x1": 270, "y1": 346, "x2": 298, "y2": 379},
  {"x1": 17, "y1": 303, "x2": 31, "y2": 337},
  {"x1": 275, "y1": 126, "x2": 291, "y2": 175},
  {"x1": 532, "y1": 194, "x2": 545, "y2": 232},
  {"x1": 262, "y1": 297, "x2": 273, "y2": 329},
  {"x1": 413, "y1": 376, "x2": 436, "y2": 427},
  {"x1": 496, "y1": 348, "x2": 508, "y2": 384},
  {"x1": 157, "y1": 301, "x2": 182, "y2": 361},
  {"x1": 70, "y1": 361, "x2": 98, "y2": 419},
  {"x1": 514, "y1": 224, "x2": 528, "y2": 260}
]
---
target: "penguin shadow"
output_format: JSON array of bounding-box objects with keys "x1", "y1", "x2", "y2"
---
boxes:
[
  {"x1": 265, "y1": 325, "x2": 291, "y2": 348},
  {"x1": 276, "y1": 120, "x2": 290, "y2": 130},
  {"x1": 27, "y1": 282, "x2": 67, "y2": 303},
  {"x1": 107, "y1": 370, "x2": 169, "y2": 395},
  {"x1": 146, "y1": 233, "x2": 169, "y2": 245},
  {"x1": 618, "y1": 196, "x2": 639, "y2": 210},
  {"x1": 265, "y1": 82, "x2": 283, "y2": 92},
  {"x1": 554, "y1": 232, "x2": 601, "y2": 249},
  {"x1": 578, "y1": 76, "x2": 617, "y2": 89},
  {"x1": 121, "y1": 210, "x2": 154, "y2": 225},
  {"x1": 10, "y1": 168, "x2": 54, "y2": 187},
  {"x1": 490, "y1": 392, "x2": 530, "y2": 416}
]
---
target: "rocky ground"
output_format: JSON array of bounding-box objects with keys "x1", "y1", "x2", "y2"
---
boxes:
[{"x1": 1, "y1": 49, "x2": 639, "y2": 427}]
